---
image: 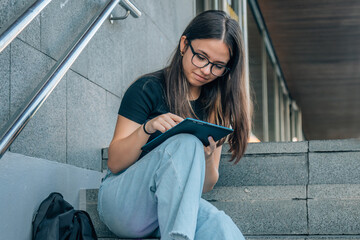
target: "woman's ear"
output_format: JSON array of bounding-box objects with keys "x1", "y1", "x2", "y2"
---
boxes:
[{"x1": 180, "y1": 36, "x2": 187, "y2": 54}]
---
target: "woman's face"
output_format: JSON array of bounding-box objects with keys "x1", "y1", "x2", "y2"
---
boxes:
[{"x1": 180, "y1": 37, "x2": 230, "y2": 97}]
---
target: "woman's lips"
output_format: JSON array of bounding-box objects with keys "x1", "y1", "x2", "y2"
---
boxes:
[{"x1": 193, "y1": 72, "x2": 207, "y2": 82}]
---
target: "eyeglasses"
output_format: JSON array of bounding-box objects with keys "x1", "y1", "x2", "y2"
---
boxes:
[{"x1": 188, "y1": 41, "x2": 230, "y2": 77}]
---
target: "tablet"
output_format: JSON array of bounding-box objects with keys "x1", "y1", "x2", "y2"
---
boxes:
[{"x1": 141, "y1": 118, "x2": 233, "y2": 152}]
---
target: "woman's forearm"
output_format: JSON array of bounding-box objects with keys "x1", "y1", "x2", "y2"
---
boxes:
[
  {"x1": 202, "y1": 155, "x2": 219, "y2": 193},
  {"x1": 108, "y1": 125, "x2": 149, "y2": 173}
]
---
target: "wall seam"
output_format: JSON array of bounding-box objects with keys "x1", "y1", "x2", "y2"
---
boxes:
[
  {"x1": 143, "y1": 11, "x2": 175, "y2": 46},
  {"x1": 306, "y1": 140, "x2": 310, "y2": 235},
  {"x1": 15, "y1": 37, "x2": 122, "y2": 99}
]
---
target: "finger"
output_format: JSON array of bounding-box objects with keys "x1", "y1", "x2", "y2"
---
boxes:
[
  {"x1": 151, "y1": 121, "x2": 166, "y2": 133},
  {"x1": 167, "y1": 113, "x2": 184, "y2": 123},
  {"x1": 161, "y1": 114, "x2": 179, "y2": 128},
  {"x1": 208, "y1": 136, "x2": 216, "y2": 147},
  {"x1": 158, "y1": 118, "x2": 173, "y2": 132}
]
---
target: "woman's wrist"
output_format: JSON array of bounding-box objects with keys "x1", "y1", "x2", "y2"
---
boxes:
[{"x1": 143, "y1": 120, "x2": 152, "y2": 135}]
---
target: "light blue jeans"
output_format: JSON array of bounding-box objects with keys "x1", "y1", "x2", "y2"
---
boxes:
[{"x1": 97, "y1": 134, "x2": 245, "y2": 240}]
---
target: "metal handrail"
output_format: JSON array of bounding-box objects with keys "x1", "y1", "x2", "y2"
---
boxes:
[
  {"x1": 0, "y1": 0, "x2": 52, "y2": 53},
  {"x1": 0, "y1": 0, "x2": 141, "y2": 158}
]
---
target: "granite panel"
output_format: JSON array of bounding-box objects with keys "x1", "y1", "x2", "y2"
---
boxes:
[
  {"x1": 308, "y1": 184, "x2": 360, "y2": 234},
  {"x1": 222, "y1": 141, "x2": 309, "y2": 155},
  {"x1": 309, "y1": 139, "x2": 360, "y2": 152},
  {"x1": 0, "y1": 47, "x2": 10, "y2": 132},
  {"x1": 86, "y1": 12, "x2": 154, "y2": 97},
  {"x1": 0, "y1": 0, "x2": 41, "y2": 50},
  {"x1": 203, "y1": 186, "x2": 307, "y2": 234},
  {"x1": 10, "y1": 39, "x2": 66, "y2": 162},
  {"x1": 40, "y1": 0, "x2": 102, "y2": 77},
  {"x1": 66, "y1": 70, "x2": 107, "y2": 171},
  {"x1": 17, "y1": 15, "x2": 41, "y2": 50},
  {"x1": 210, "y1": 199, "x2": 307, "y2": 235},
  {"x1": 10, "y1": 39, "x2": 55, "y2": 114},
  {"x1": 308, "y1": 199, "x2": 360, "y2": 234},
  {"x1": 203, "y1": 186, "x2": 306, "y2": 201},
  {"x1": 134, "y1": 0, "x2": 194, "y2": 44},
  {"x1": 309, "y1": 152, "x2": 360, "y2": 184},
  {"x1": 218, "y1": 153, "x2": 308, "y2": 186},
  {"x1": 0, "y1": 0, "x2": 32, "y2": 30},
  {"x1": 247, "y1": 237, "x2": 360, "y2": 240},
  {"x1": 246, "y1": 237, "x2": 305, "y2": 240}
]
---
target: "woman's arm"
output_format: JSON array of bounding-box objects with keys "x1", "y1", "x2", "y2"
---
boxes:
[
  {"x1": 202, "y1": 137, "x2": 222, "y2": 193},
  {"x1": 107, "y1": 113, "x2": 183, "y2": 174}
]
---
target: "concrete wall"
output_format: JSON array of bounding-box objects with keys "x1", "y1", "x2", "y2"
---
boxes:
[
  {"x1": 0, "y1": 0, "x2": 195, "y2": 171},
  {"x1": 0, "y1": 151, "x2": 103, "y2": 240}
]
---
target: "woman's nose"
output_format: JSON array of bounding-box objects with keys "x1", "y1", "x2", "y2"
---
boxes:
[{"x1": 200, "y1": 64, "x2": 211, "y2": 75}]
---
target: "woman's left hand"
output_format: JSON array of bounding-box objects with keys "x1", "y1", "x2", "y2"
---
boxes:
[{"x1": 204, "y1": 136, "x2": 217, "y2": 161}]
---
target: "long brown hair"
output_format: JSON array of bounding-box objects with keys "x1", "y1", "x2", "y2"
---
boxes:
[{"x1": 164, "y1": 10, "x2": 252, "y2": 163}]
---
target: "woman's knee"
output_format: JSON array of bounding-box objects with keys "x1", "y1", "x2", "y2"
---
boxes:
[{"x1": 161, "y1": 133, "x2": 203, "y2": 155}]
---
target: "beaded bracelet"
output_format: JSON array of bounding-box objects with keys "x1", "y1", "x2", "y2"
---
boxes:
[{"x1": 143, "y1": 119, "x2": 151, "y2": 135}]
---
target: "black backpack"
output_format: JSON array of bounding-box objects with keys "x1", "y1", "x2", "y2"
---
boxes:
[{"x1": 32, "y1": 192, "x2": 98, "y2": 240}]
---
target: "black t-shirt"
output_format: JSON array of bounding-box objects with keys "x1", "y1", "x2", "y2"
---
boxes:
[{"x1": 118, "y1": 70, "x2": 206, "y2": 158}]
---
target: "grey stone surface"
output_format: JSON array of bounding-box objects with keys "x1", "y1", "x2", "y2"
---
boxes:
[
  {"x1": 246, "y1": 237, "x2": 305, "y2": 240},
  {"x1": 218, "y1": 153, "x2": 308, "y2": 186},
  {"x1": 10, "y1": 39, "x2": 66, "y2": 162},
  {"x1": 308, "y1": 199, "x2": 360, "y2": 234},
  {"x1": 223, "y1": 141, "x2": 309, "y2": 155},
  {"x1": 308, "y1": 184, "x2": 360, "y2": 234},
  {"x1": 67, "y1": 70, "x2": 108, "y2": 171},
  {"x1": 203, "y1": 186, "x2": 306, "y2": 201},
  {"x1": 0, "y1": 0, "x2": 32, "y2": 30},
  {"x1": 135, "y1": 0, "x2": 194, "y2": 45},
  {"x1": 102, "y1": 148, "x2": 109, "y2": 160},
  {"x1": 309, "y1": 138, "x2": 360, "y2": 152},
  {"x1": 247, "y1": 237, "x2": 360, "y2": 240},
  {"x1": 0, "y1": 47, "x2": 10, "y2": 132},
  {"x1": 11, "y1": 77, "x2": 67, "y2": 162},
  {"x1": 10, "y1": 38, "x2": 55, "y2": 114},
  {"x1": 104, "y1": 89, "x2": 120, "y2": 141},
  {"x1": 0, "y1": 0, "x2": 41, "y2": 50},
  {"x1": 86, "y1": 11, "x2": 173, "y2": 98},
  {"x1": 40, "y1": 0, "x2": 102, "y2": 78},
  {"x1": 210, "y1": 199, "x2": 307, "y2": 235},
  {"x1": 204, "y1": 186, "x2": 307, "y2": 234},
  {"x1": 17, "y1": 15, "x2": 41, "y2": 49},
  {"x1": 309, "y1": 152, "x2": 360, "y2": 184},
  {"x1": 308, "y1": 184, "x2": 360, "y2": 199},
  {"x1": 305, "y1": 237, "x2": 360, "y2": 240}
]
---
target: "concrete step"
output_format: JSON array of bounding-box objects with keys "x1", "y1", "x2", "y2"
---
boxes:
[
  {"x1": 102, "y1": 139, "x2": 360, "y2": 187},
  {"x1": 81, "y1": 183, "x2": 360, "y2": 237},
  {"x1": 94, "y1": 139, "x2": 360, "y2": 238},
  {"x1": 203, "y1": 184, "x2": 360, "y2": 235}
]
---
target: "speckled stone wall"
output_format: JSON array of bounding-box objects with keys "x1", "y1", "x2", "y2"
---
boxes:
[{"x1": 0, "y1": 0, "x2": 195, "y2": 171}]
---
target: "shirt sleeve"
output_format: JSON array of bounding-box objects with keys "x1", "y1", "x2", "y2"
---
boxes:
[{"x1": 118, "y1": 77, "x2": 163, "y2": 124}]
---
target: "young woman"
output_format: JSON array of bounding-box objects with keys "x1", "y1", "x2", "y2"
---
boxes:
[{"x1": 97, "y1": 10, "x2": 252, "y2": 240}]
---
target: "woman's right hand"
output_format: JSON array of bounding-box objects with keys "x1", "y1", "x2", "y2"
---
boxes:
[{"x1": 144, "y1": 113, "x2": 184, "y2": 134}]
